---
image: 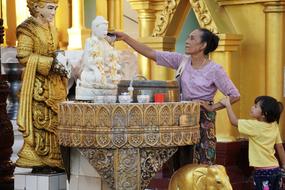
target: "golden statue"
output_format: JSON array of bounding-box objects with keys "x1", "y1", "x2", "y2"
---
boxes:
[
  {"x1": 168, "y1": 164, "x2": 233, "y2": 190},
  {"x1": 16, "y1": 0, "x2": 68, "y2": 172}
]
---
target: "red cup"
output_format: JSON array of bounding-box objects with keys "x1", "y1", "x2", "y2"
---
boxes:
[{"x1": 154, "y1": 93, "x2": 165, "y2": 103}]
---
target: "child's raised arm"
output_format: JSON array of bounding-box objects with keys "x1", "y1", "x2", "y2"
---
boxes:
[{"x1": 220, "y1": 96, "x2": 238, "y2": 127}]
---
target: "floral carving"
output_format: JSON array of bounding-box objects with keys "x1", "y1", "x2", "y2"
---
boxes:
[
  {"x1": 190, "y1": 0, "x2": 218, "y2": 33},
  {"x1": 152, "y1": 0, "x2": 178, "y2": 37},
  {"x1": 58, "y1": 102, "x2": 200, "y2": 149}
]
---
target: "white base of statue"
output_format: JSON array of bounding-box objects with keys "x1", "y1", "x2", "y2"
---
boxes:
[
  {"x1": 14, "y1": 172, "x2": 67, "y2": 190},
  {"x1": 68, "y1": 149, "x2": 110, "y2": 190},
  {"x1": 75, "y1": 86, "x2": 117, "y2": 101}
]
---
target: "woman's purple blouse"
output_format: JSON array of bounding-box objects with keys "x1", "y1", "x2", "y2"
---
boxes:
[{"x1": 155, "y1": 51, "x2": 240, "y2": 101}]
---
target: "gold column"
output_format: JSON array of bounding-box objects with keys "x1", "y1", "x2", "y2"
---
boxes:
[
  {"x1": 96, "y1": 0, "x2": 108, "y2": 19},
  {"x1": 56, "y1": 0, "x2": 70, "y2": 49},
  {"x1": 4, "y1": 0, "x2": 16, "y2": 46},
  {"x1": 264, "y1": 2, "x2": 285, "y2": 137},
  {"x1": 107, "y1": 0, "x2": 123, "y2": 31},
  {"x1": 96, "y1": 0, "x2": 123, "y2": 30},
  {"x1": 127, "y1": 0, "x2": 166, "y2": 79},
  {"x1": 212, "y1": 33, "x2": 243, "y2": 141},
  {"x1": 138, "y1": 10, "x2": 156, "y2": 80},
  {"x1": 107, "y1": 0, "x2": 126, "y2": 49},
  {"x1": 68, "y1": 0, "x2": 90, "y2": 50}
]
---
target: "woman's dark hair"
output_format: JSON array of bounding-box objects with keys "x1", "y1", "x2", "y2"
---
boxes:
[
  {"x1": 254, "y1": 96, "x2": 284, "y2": 123},
  {"x1": 198, "y1": 28, "x2": 220, "y2": 55}
]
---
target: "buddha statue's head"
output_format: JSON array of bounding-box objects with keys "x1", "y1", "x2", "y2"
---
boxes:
[
  {"x1": 91, "y1": 16, "x2": 108, "y2": 39},
  {"x1": 27, "y1": 0, "x2": 58, "y2": 18}
]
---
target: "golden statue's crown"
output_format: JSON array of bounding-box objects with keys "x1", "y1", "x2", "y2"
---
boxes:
[{"x1": 27, "y1": 0, "x2": 58, "y2": 4}]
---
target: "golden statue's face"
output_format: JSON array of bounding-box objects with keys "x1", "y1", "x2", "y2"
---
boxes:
[
  {"x1": 27, "y1": 0, "x2": 58, "y2": 18},
  {"x1": 36, "y1": 3, "x2": 58, "y2": 23}
]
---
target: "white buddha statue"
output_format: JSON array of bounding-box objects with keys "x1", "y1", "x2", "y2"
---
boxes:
[{"x1": 76, "y1": 16, "x2": 122, "y2": 100}]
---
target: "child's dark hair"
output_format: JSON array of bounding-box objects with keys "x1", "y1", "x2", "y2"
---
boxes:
[
  {"x1": 198, "y1": 28, "x2": 220, "y2": 55},
  {"x1": 254, "y1": 96, "x2": 284, "y2": 123}
]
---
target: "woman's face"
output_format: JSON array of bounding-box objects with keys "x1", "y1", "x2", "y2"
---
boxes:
[
  {"x1": 185, "y1": 29, "x2": 206, "y2": 55},
  {"x1": 36, "y1": 3, "x2": 58, "y2": 23}
]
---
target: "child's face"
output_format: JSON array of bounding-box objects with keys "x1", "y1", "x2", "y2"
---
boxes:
[{"x1": 250, "y1": 101, "x2": 264, "y2": 120}]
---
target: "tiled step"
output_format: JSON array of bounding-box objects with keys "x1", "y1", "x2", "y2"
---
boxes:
[{"x1": 15, "y1": 172, "x2": 67, "y2": 190}]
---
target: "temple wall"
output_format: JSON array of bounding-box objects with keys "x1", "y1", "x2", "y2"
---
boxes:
[
  {"x1": 216, "y1": 1, "x2": 285, "y2": 138},
  {"x1": 222, "y1": 3, "x2": 267, "y2": 122}
]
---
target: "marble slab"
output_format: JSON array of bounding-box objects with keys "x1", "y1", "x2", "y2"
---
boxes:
[{"x1": 15, "y1": 172, "x2": 67, "y2": 190}]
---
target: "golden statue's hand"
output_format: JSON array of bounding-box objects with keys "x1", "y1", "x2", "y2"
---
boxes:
[
  {"x1": 51, "y1": 59, "x2": 69, "y2": 77},
  {"x1": 51, "y1": 52, "x2": 71, "y2": 78}
]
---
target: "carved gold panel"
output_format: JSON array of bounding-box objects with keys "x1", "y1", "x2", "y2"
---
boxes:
[{"x1": 58, "y1": 102, "x2": 200, "y2": 149}]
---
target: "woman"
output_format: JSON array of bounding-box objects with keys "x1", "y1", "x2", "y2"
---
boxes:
[
  {"x1": 16, "y1": 0, "x2": 68, "y2": 172},
  {"x1": 114, "y1": 28, "x2": 240, "y2": 165}
]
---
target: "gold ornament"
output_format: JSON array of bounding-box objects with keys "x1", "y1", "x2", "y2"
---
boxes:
[{"x1": 169, "y1": 164, "x2": 232, "y2": 190}]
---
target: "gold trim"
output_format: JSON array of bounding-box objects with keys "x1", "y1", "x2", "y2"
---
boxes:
[
  {"x1": 152, "y1": 0, "x2": 179, "y2": 37},
  {"x1": 58, "y1": 102, "x2": 200, "y2": 148},
  {"x1": 190, "y1": 0, "x2": 218, "y2": 33},
  {"x1": 264, "y1": 2, "x2": 285, "y2": 12},
  {"x1": 215, "y1": 33, "x2": 243, "y2": 52},
  {"x1": 217, "y1": 0, "x2": 283, "y2": 6}
]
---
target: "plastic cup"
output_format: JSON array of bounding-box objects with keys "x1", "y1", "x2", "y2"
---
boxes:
[{"x1": 154, "y1": 93, "x2": 165, "y2": 103}]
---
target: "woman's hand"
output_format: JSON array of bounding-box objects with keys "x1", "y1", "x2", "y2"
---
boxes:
[
  {"x1": 200, "y1": 101, "x2": 214, "y2": 112},
  {"x1": 220, "y1": 96, "x2": 231, "y2": 107},
  {"x1": 112, "y1": 31, "x2": 128, "y2": 41}
]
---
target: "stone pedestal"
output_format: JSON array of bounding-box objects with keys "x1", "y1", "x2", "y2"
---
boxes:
[
  {"x1": 68, "y1": 149, "x2": 110, "y2": 190},
  {"x1": 15, "y1": 172, "x2": 67, "y2": 190}
]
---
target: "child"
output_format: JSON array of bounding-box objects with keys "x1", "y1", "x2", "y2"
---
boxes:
[{"x1": 220, "y1": 96, "x2": 285, "y2": 190}]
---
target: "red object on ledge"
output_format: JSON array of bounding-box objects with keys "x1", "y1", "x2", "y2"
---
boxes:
[{"x1": 154, "y1": 93, "x2": 165, "y2": 103}]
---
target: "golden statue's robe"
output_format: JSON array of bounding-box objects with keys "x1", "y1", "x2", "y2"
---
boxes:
[{"x1": 16, "y1": 17, "x2": 67, "y2": 169}]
